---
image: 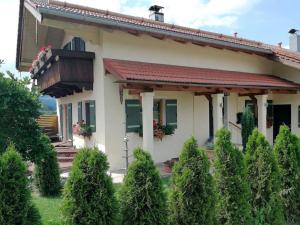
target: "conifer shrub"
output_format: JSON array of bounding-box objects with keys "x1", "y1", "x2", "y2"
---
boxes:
[
  {"x1": 120, "y1": 148, "x2": 167, "y2": 225},
  {"x1": 241, "y1": 106, "x2": 255, "y2": 151},
  {"x1": 169, "y1": 137, "x2": 216, "y2": 225},
  {"x1": 245, "y1": 129, "x2": 285, "y2": 224},
  {"x1": 273, "y1": 125, "x2": 300, "y2": 224},
  {"x1": 34, "y1": 134, "x2": 61, "y2": 197},
  {"x1": 62, "y1": 147, "x2": 118, "y2": 225},
  {"x1": 0, "y1": 144, "x2": 41, "y2": 225},
  {"x1": 214, "y1": 128, "x2": 252, "y2": 225}
]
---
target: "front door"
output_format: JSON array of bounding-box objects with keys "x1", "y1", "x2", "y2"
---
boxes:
[
  {"x1": 67, "y1": 103, "x2": 73, "y2": 141},
  {"x1": 273, "y1": 104, "x2": 291, "y2": 140}
]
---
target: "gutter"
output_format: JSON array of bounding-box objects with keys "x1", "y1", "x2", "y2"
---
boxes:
[
  {"x1": 38, "y1": 7, "x2": 273, "y2": 55},
  {"x1": 16, "y1": 0, "x2": 25, "y2": 70}
]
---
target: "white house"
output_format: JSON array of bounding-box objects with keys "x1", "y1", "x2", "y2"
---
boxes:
[{"x1": 17, "y1": 0, "x2": 300, "y2": 171}]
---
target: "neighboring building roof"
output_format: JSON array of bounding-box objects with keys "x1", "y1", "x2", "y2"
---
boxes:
[
  {"x1": 103, "y1": 58, "x2": 300, "y2": 90},
  {"x1": 17, "y1": 0, "x2": 300, "y2": 70}
]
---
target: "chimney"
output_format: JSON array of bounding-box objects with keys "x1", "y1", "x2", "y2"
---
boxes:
[
  {"x1": 289, "y1": 29, "x2": 300, "y2": 52},
  {"x1": 149, "y1": 5, "x2": 164, "y2": 22}
]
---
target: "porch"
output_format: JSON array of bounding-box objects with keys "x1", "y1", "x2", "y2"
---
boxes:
[{"x1": 104, "y1": 59, "x2": 300, "y2": 161}]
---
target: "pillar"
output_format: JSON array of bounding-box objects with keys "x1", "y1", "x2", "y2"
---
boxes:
[
  {"x1": 141, "y1": 92, "x2": 154, "y2": 156},
  {"x1": 212, "y1": 93, "x2": 224, "y2": 139},
  {"x1": 256, "y1": 94, "x2": 268, "y2": 136}
]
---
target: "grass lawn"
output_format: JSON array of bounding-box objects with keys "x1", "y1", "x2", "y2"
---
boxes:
[
  {"x1": 33, "y1": 177, "x2": 171, "y2": 225},
  {"x1": 32, "y1": 194, "x2": 62, "y2": 225}
]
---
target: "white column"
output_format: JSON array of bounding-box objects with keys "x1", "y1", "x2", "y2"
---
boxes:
[
  {"x1": 212, "y1": 93, "x2": 224, "y2": 137},
  {"x1": 256, "y1": 94, "x2": 268, "y2": 136},
  {"x1": 223, "y1": 94, "x2": 229, "y2": 129},
  {"x1": 141, "y1": 92, "x2": 154, "y2": 156}
]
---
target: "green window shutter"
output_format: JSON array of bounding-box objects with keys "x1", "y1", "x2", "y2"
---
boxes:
[
  {"x1": 166, "y1": 100, "x2": 177, "y2": 129},
  {"x1": 126, "y1": 99, "x2": 141, "y2": 132},
  {"x1": 78, "y1": 102, "x2": 82, "y2": 122},
  {"x1": 67, "y1": 103, "x2": 73, "y2": 140},
  {"x1": 59, "y1": 105, "x2": 64, "y2": 138},
  {"x1": 89, "y1": 100, "x2": 96, "y2": 132}
]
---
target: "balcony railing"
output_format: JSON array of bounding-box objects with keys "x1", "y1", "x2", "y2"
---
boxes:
[{"x1": 31, "y1": 49, "x2": 95, "y2": 98}]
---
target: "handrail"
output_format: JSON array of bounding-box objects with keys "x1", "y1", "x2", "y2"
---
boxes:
[{"x1": 229, "y1": 121, "x2": 241, "y2": 131}]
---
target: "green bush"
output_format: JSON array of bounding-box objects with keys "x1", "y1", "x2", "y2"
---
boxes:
[
  {"x1": 245, "y1": 129, "x2": 285, "y2": 224},
  {"x1": 61, "y1": 147, "x2": 118, "y2": 225},
  {"x1": 0, "y1": 144, "x2": 41, "y2": 225},
  {"x1": 273, "y1": 125, "x2": 300, "y2": 224},
  {"x1": 0, "y1": 71, "x2": 44, "y2": 163},
  {"x1": 241, "y1": 106, "x2": 255, "y2": 151},
  {"x1": 120, "y1": 148, "x2": 167, "y2": 225},
  {"x1": 169, "y1": 137, "x2": 216, "y2": 225},
  {"x1": 34, "y1": 134, "x2": 61, "y2": 197},
  {"x1": 214, "y1": 128, "x2": 252, "y2": 225}
]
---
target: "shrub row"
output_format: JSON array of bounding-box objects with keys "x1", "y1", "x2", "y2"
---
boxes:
[{"x1": 61, "y1": 124, "x2": 300, "y2": 225}]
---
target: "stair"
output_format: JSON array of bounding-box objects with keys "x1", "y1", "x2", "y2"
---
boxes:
[{"x1": 54, "y1": 142, "x2": 78, "y2": 173}]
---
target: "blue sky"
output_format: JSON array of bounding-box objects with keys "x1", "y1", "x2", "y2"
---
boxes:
[{"x1": 0, "y1": 0, "x2": 299, "y2": 75}]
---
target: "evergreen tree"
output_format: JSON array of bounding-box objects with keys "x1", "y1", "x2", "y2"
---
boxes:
[
  {"x1": 245, "y1": 129, "x2": 285, "y2": 224},
  {"x1": 169, "y1": 137, "x2": 216, "y2": 225},
  {"x1": 120, "y1": 148, "x2": 167, "y2": 225},
  {"x1": 0, "y1": 144, "x2": 41, "y2": 225},
  {"x1": 34, "y1": 134, "x2": 61, "y2": 196},
  {"x1": 214, "y1": 128, "x2": 252, "y2": 225},
  {"x1": 62, "y1": 147, "x2": 118, "y2": 225},
  {"x1": 241, "y1": 106, "x2": 255, "y2": 151},
  {"x1": 273, "y1": 125, "x2": 300, "y2": 224}
]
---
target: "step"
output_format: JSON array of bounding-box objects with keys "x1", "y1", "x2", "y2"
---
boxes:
[{"x1": 58, "y1": 156, "x2": 74, "y2": 163}]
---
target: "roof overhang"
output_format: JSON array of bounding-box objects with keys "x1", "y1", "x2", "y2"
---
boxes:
[{"x1": 104, "y1": 58, "x2": 300, "y2": 95}]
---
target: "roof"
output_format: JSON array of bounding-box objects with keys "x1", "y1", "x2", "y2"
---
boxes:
[
  {"x1": 17, "y1": 0, "x2": 300, "y2": 70},
  {"x1": 103, "y1": 58, "x2": 300, "y2": 90}
]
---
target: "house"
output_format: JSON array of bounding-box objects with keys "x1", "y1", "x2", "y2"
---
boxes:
[{"x1": 16, "y1": 0, "x2": 300, "y2": 171}]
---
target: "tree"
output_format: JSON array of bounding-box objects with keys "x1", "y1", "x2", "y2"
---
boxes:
[
  {"x1": 214, "y1": 128, "x2": 252, "y2": 225},
  {"x1": 273, "y1": 125, "x2": 300, "y2": 224},
  {"x1": 0, "y1": 67, "x2": 43, "y2": 162},
  {"x1": 34, "y1": 134, "x2": 61, "y2": 196},
  {"x1": 62, "y1": 147, "x2": 118, "y2": 225},
  {"x1": 0, "y1": 144, "x2": 41, "y2": 225},
  {"x1": 120, "y1": 148, "x2": 168, "y2": 225},
  {"x1": 245, "y1": 129, "x2": 285, "y2": 224},
  {"x1": 241, "y1": 106, "x2": 255, "y2": 151},
  {"x1": 169, "y1": 137, "x2": 216, "y2": 225}
]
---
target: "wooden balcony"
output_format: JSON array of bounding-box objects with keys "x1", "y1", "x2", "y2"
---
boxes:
[{"x1": 31, "y1": 49, "x2": 95, "y2": 98}]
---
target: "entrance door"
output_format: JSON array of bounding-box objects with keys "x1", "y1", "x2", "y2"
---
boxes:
[
  {"x1": 67, "y1": 103, "x2": 73, "y2": 141},
  {"x1": 273, "y1": 104, "x2": 291, "y2": 140}
]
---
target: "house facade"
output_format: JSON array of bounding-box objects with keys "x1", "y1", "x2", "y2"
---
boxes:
[{"x1": 17, "y1": 0, "x2": 300, "y2": 171}]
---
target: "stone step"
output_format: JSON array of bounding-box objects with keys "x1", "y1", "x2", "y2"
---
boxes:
[{"x1": 58, "y1": 156, "x2": 74, "y2": 163}]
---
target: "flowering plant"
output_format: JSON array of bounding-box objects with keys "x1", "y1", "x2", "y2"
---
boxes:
[
  {"x1": 29, "y1": 45, "x2": 52, "y2": 73},
  {"x1": 73, "y1": 120, "x2": 93, "y2": 138},
  {"x1": 137, "y1": 120, "x2": 175, "y2": 140}
]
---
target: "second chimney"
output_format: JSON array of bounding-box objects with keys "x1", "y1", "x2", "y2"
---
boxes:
[
  {"x1": 289, "y1": 29, "x2": 300, "y2": 52},
  {"x1": 149, "y1": 5, "x2": 164, "y2": 22}
]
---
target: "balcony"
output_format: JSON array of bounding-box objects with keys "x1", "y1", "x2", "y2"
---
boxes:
[{"x1": 31, "y1": 48, "x2": 95, "y2": 98}]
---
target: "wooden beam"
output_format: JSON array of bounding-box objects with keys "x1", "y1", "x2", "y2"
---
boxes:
[{"x1": 271, "y1": 90, "x2": 297, "y2": 94}]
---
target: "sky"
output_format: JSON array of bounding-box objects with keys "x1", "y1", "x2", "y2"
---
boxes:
[{"x1": 0, "y1": 0, "x2": 299, "y2": 76}]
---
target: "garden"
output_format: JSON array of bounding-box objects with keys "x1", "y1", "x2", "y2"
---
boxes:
[{"x1": 0, "y1": 63, "x2": 300, "y2": 225}]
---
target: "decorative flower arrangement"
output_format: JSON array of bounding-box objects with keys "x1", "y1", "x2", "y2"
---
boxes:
[
  {"x1": 29, "y1": 45, "x2": 52, "y2": 73},
  {"x1": 73, "y1": 120, "x2": 93, "y2": 139},
  {"x1": 137, "y1": 120, "x2": 175, "y2": 140}
]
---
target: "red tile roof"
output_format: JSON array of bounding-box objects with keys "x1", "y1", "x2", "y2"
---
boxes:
[
  {"x1": 103, "y1": 58, "x2": 300, "y2": 89},
  {"x1": 23, "y1": 0, "x2": 300, "y2": 68}
]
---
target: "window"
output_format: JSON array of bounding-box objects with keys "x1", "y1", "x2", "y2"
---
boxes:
[
  {"x1": 77, "y1": 100, "x2": 96, "y2": 132},
  {"x1": 125, "y1": 99, "x2": 178, "y2": 133},
  {"x1": 85, "y1": 101, "x2": 96, "y2": 132},
  {"x1": 165, "y1": 100, "x2": 178, "y2": 128},
  {"x1": 63, "y1": 37, "x2": 85, "y2": 51},
  {"x1": 245, "y1": 100, "x2": 258, "y2": 125},
  {"x1": 125, "y1": 99, "x2": 142, "y2": 132},
  {"x1": 78, "y1": 102, "x2": 82, "y2": 122}
]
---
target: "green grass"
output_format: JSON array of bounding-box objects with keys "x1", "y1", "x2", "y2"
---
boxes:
[
  {"x1": 33, "y1": 177, "x2": 172, "y2": 225},
  {"x1": 32, "y1": 194, "x2": 62, "y2": 225}
]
